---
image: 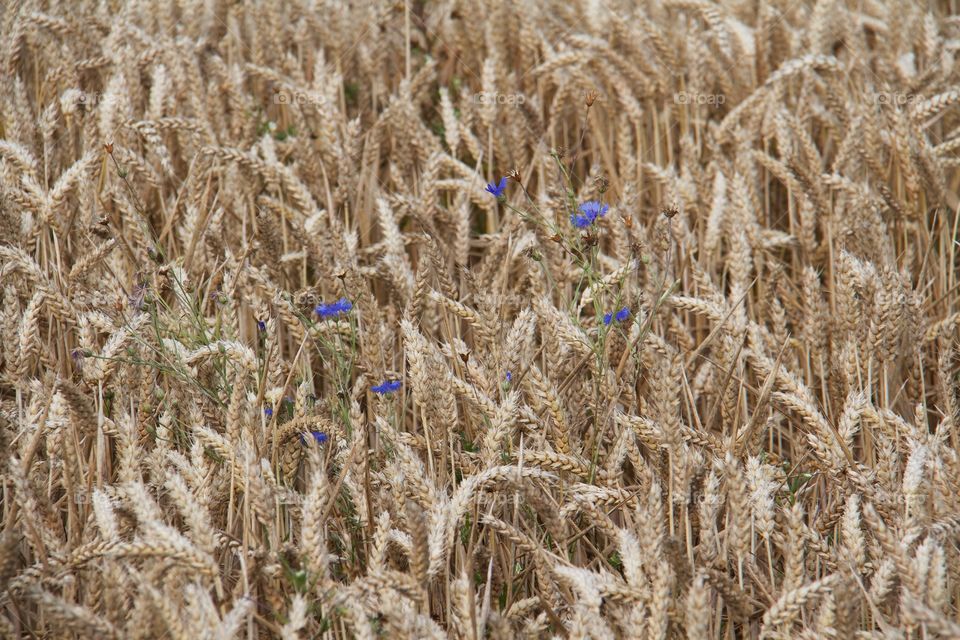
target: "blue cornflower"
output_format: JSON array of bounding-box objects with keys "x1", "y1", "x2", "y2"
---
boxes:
[
  {"x1": 570, "y1": 201, "x2": 609, "y2": 228},
  {"x1": 505, "y1": 371, "x2": 512, "y2": 383},
  {"x1": 371, "y1": 380, "x2": 402, "y2": 394},
  {"x1": 264, "y1": 407, "x2": 274, "y2": 417},
  {"x1": 571, "y1": 213, "x2": 593, "y2": 228},
  {"x1": 485, "y1": 177, "x2": 508, "y2": 198},
  {"x1": 315, "y1": 302, "x2": 337, "y2": 318},
  {"x1": 299, "y1": 431, "x2": 328, "y2": 445},
  {"x1": 315, "y1": 297, "x2": 352, "y2": 319},
  {"x1": 603, "y1": 307, "x2": 630, "y2": 326},
  {"x1": 257, "y1": 320, "x2": 266, "y2": 331},
  {"x1": 579, "y1": 200, "x2": 609, "y2": 222}
]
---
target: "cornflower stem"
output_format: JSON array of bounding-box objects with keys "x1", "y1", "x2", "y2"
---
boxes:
[
  {"x1": 613, "y1": 214, "x2": 677, "y2": 382},
  {"x1": 107, "y1": 147, "x2": 148, "y2": 219},
  {"x1": 501, "y1": 201, "x2": 578, "y2": 301},
  {"x1": 615, "y1": 278, "x2": 680, "y2": 382},
  {"x1": 567, "y1": 103, "x2": 593, "y2": 170},
  {"x1": 555, "y1": 159, "x2": 581, "y2": 216}
]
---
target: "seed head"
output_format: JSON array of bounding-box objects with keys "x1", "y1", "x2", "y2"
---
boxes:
[{"x1": 522, "y1": 246, "x2": 542, "y2": 262}]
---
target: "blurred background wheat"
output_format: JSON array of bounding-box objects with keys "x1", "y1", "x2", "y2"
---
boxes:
[{"x1": 3, "y1": 0, "x2": 960, "y2": 638}]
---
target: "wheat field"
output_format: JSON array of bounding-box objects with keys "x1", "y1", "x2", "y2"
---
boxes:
[{"x1": 3, "y1": 0, "x2": 960, "y2": 638}]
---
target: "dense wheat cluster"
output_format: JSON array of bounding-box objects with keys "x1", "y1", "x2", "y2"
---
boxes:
[{"x1": 4, "y1": 0, "x2": 960, "y2": 638}]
